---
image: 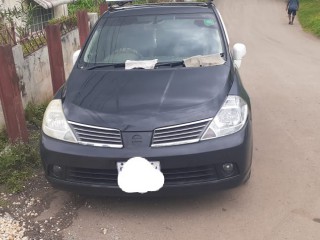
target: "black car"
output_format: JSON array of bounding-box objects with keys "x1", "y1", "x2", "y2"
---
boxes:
[{"x1": 40, "y1": 1, "x2": 252, "y2": 195}]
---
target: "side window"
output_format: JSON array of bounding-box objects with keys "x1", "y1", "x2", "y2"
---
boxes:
[{"x1": 84, "y1": 26, "x2": 102, "y2": 62}]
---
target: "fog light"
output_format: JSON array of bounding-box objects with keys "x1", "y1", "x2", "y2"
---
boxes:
[
  {"x1": 222, "y1": 163, "x2": 234, "y2": 175},
  {"x1": 52, "y1": 165, "x2": 63, "y2": 177}
]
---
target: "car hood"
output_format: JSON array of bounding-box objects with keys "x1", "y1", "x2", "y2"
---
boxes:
[{"x1": 63, "y1": 65, "x2": 233, "y2": 131}]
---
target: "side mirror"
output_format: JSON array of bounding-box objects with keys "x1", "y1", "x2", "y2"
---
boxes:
[
  {"x1": 232, "y1": 43, "x2": 246, "y2": 68},
  {"x1": 73, "y1": 50, "x2": 81, "y2": 65}
]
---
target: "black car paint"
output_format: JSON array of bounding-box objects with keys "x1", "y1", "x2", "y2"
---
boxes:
[
  {"x1": 41, "y1": 3, "x2": 252, "y2": 195},
  {"x1": 63, "y1": 65, "x2": 233, "y2": 131}
]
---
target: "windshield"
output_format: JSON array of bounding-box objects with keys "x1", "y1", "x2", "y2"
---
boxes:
[{"x1": 82, "y1": 13, "x2": 225, "y2": 65}]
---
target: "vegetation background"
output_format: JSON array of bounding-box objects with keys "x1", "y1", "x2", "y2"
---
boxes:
[{"x1": 298, "y1": 0, "x2": 320, "y2": 37}]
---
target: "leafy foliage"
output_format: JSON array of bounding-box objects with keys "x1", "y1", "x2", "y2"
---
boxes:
[
  {"x1": 48, "y1": 15, "x2": 77, "y2": 27},
  {"x1": 68, "y1": 0, "x2": 105, "y2": 15},
  {"x1": 0, "y1": 0, "x2": 36, "y2": 37}
]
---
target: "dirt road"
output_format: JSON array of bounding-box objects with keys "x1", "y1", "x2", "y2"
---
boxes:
[
  {"x1": 62, "y1": 0, "x2": 320, "y2": 239},
  {"x1": 2, "y1": 0, "x2": 320, "y2": 239}
]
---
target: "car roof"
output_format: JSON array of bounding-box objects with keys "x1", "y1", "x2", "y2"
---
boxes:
[{"x1": 104, "y1": 2, "x2": 216, "y2": 17}]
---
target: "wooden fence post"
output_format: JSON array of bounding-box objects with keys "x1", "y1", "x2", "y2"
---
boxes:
[
  {"x1": 0, "y1": 45, "x2": 28, "y2": 143},
  {"x1": 45, "y1": 24, "x2": 65, "y2": 94},
  {"x1": 77, "y1": 10, "x2": 89, "y2": 48},
  {"x1": 99, "y1": 3, "x2": 109, "y2": 16}
]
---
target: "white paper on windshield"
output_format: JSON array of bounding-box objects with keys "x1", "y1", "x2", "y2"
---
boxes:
[
  {"x1": 125, "y1": 59, "x2": 158, "y2": 70},
  {"x1": 183, "y1": 54, "x2": 225, "y2": 68}
]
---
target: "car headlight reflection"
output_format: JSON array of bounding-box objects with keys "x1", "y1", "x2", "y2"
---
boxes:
[
  {"x1": 42, "y1": 99, "x2": 77, "y2": 143},
  {"x1": 201, "y1": 96, "x2": 248, "y2": 140}
]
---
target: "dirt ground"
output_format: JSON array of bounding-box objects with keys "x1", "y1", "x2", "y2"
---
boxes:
[{"x1": 1, "y1": 0, "x2": 320, "y2": 239}]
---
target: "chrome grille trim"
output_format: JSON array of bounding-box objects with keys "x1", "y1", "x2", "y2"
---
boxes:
[
  {"x1": 68, "y1": 121, "x2": 123, "y2": 148},
  {"x1": 153, "y1": 126, "x2": 205, "y2": 137},
  {"x1": 152, "y1": 118, "x2": 212, "y2": 147}
]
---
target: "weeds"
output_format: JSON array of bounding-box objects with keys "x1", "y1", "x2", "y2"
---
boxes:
[
  {"x1": 25, "y1": 101, "x2": 48, "y2": 129},
  {"x1": 0, "y1": 133, "x2": 40, "y2": 193},
  {"x1": 0, "y1": 198, "x2": 8, "y2": 207},
  {"x1": 0, "y1": 102, "x2": 47, "y2": 193},
  {"x1": 68, "y1": 0, "x2": 105, "y2": 15},
  {"x1": 48, "y1": 15, "x2": 77, "y2": 29},
  {"x1": 20, "y1": 35, "x2": 47, "y2": 57}
]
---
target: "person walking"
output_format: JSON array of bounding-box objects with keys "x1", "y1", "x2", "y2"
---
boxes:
[{"x1": 286, "y1": 0, "x2": 299, "y2": 25}]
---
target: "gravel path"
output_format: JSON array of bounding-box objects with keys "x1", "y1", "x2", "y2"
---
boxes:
[
  {"x1": 0, "y1": 191, "x2": 39, "y2": 240},
  {"x1": 0, "y1": 174, "x2": 81, "y2": 240},
  {"x1": 0, "y1": 212, "x2": 27, "y2": 240}
]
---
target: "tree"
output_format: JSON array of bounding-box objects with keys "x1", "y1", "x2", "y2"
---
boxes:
[{"x1": 0, "y1": 0, "x2": 36, "y2": 38}]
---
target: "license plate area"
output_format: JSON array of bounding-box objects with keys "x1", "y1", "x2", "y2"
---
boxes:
[{"x1": 117, "y1": 161, "x2": 161, "y2": 172}]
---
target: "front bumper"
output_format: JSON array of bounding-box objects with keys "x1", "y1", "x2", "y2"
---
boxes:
[{"x1": 40, "y1": 120, "x2": 252, "y2": 196}]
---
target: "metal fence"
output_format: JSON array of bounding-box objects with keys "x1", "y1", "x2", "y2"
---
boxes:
[
  {"x1": 18, "y1": 29, "x2": 47, "y2": 57},
  {"x1": 0, "y1": 15, "x2": 77, "y2": 57},
  {"x1": 0, "y1": 26, "x2": 16, "y2": 46}
]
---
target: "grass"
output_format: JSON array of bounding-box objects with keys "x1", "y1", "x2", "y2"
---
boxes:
[
  {"x1": 298, "y1": 0, "x2": 320, "y2": 37},
  {"x1": 0, "y1": 198, "x2": 8, "y2": 208},
  {"x1": 0, "y1": 102, "x2": 47, "y2": 193},
  {"x1": 25, "y1": 101, "x2": 48, "y2": 129}
]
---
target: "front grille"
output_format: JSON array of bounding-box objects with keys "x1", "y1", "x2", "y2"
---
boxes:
[
  {"x1": 69, "y1": 121, "x2": 123, "y2": 148},
  {"x1": 64, "y1": 165, "x2": 221, "y2": 186},
  {"x1": 151, "y1": 118, "x2": 212, "y2": 147},
  {"x1": 66, "y1": 168, "x2": 118, "y2": 185},
  {"x1": 163, "y1": 165, "x2": 219, "y2": 185}
]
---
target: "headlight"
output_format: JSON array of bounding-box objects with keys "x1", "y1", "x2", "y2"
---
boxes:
[
  {"x1": 201, "y1": 96, "x2": 248, "y2": 140},
  {"x1": 42, "y1": 99, "x2": 77, "y2": 143}
]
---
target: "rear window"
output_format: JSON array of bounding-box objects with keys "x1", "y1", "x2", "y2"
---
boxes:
[{"x1": 83, "y1": 12, "x2": 225, "y2": 64}]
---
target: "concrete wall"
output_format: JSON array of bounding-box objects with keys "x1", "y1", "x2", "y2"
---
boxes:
[
  {"x1": 62, "y1": 29, "x2": 80, "y2": 78},
  {"x1": 54, "y1": 4, "x2": 68, "y2": 18},
  {"x1": 0, "y1": 28, "x2": 80, "y2": 128}
]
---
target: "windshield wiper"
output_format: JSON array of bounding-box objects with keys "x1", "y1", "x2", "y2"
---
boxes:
[
  {"x1": 85, "y1": 63, "x2": 125, "y2": 70},
  {"x1": 84, "y1": 61, "x2": 185, "y2": 70},
  {"x1": 155, "y1": 61, "x2": 185, "y2": 68}
]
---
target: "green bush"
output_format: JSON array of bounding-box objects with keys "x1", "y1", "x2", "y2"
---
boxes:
[
  {"x1": 68, "y1": 0, "x2": 105, "y2": 15},
  {"x1": 48, "y1": 14, "x2": 77, "y2": 28}
]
